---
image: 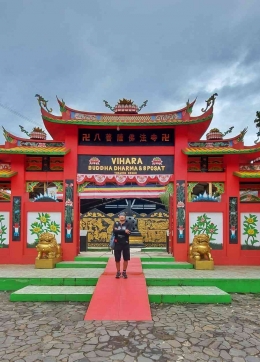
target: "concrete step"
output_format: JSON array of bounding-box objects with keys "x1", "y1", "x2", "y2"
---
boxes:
[
  {"x1": 141, "y1": 248, "x2": 167, "y2": 252},
  {"x1": 56, "y1": 261, "x2": 107, "y2": 268},
  {"x1": 10, "y1": 286, "x2": 95, "y2": 302},
  {"x1": 87, "y1": 248, "x2": 110, "y2": 252},
  {"x1": 140, "y1": 257, "x2": 175, "y2": 262},
  {"x1": 74, "y1": 256, "x2": 109, "y2": 262},
  {"x1": 148, "y1": 286, "x2": 231, "y2": 304},
  {"x1": 142, "y1": 262, "x2": 193, "y2": 269}
]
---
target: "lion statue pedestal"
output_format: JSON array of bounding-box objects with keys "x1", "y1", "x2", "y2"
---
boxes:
[
  {"x1": 189, "y1": 234, "x2": 214, "y2": 270},
  {"x1": 35, "y1": 232, "x2": 62, "y2": 269}
]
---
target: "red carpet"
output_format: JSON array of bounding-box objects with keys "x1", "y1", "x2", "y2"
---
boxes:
[{"x1": 84, "y1": 258, "x2": 152, "y2": 321}]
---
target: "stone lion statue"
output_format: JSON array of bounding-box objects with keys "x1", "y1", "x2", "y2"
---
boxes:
[
  {"x1": 189, "y1": 234, "x2": 213, "y2": 261},
  {"x1": 36, "y1": 232, "x2": 62, "y2": 260}
]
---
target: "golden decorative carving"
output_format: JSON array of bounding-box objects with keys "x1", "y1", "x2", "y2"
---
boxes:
[
  {"x1": 36, "y1": 232, "x2": 62, "y2": 260},
  {"x1": 81, "y1": 210, "x2": 169, "y2": 246},
  {"x1": 189, "y1": 234, "x2": 214, "y2": 270},
  {"x1": 189, "y1": 234, "x2": 213, "y2": 261}
]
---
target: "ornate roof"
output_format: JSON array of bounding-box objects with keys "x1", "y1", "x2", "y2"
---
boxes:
[
  {"x1": 42, "y1": 111, "x2": 213, "y2": 126},
  {"x1": 0, "y1": 146, "x2": 70, "y2": 155},
  {"x1": 1, "y1": 126, "x2": 69, "y2": 155},
  {"x1": 56, "y1": 97, "x2": 197, "y2": 117},
  {"x1": 182, "y1": 145, "x2": 260, "y2": 155},
  {"x1": 38, "y1": 95, "x2": 215, "y2": 141},
  {"x1": 233, "y1": 171, "x2": 260, "y2": 178},
  {"x1": 0, "y1": 170, "x2": 17, "y2": 178}
]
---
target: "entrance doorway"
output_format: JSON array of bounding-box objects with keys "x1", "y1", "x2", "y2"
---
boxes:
[{"x1": 80, "y1": 197, "x2": 169, "y2": 250}]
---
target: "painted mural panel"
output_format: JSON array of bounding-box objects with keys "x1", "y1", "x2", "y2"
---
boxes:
[
  {"x1": 189, "y1": 212, "x2": 223, "y2": 249},
  {"x1": 176, "y1": 180, "x2": 185, "y2": 243},
  {"x1": 27, "y1": 212, "x2": 61, "y2": 248},
  {"x1": 64, "y1": 180, "x2": 74, "y2": 243},
  {"x1": 229, "y1": 197, "x2": 238, "y2": 244},
  {"x1": 12, "y1": 196, "x2": 21, "y2": 241},
  {"x1": 0, "y1": 212, "x2": 9, "y2": 248},
  {"x1": 241, "y1": 213, "x2": 260, "y2": 250}
]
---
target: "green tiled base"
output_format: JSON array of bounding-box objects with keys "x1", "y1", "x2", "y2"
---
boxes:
[
  {"x1": 87, "y1": 248, "x2": 110, "y2": 252},
  {"x1": 148, "y1": 286, "x2": 231, "y2": 304},
  {"x1": 56, "y1": 262, "x2": 107, "y2": 268},
  {"x1": 141, "y1": 248, "x2": 167, "y2": 252},
  {"x1": 0, "y1": 277, "x2": 98, "y2": 291},
  {"x1": 10, "y1": 286, "x2": 95, "y2": 302},
  {"x1": 142, "y1": 262, "x2": 193, "y2": 269},
  {"x1": 140, "y1": 257, "x2": 175, "y2": 262},
  {"x1": 146, "y1": 278, "x2": 260, "y2": 293},
  {"x1": 74, "y1": 256, "x2": 109, "y2": 262}
]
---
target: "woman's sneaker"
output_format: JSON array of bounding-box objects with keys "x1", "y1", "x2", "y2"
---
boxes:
[
  {"x1": 115, "y1": 271, "x2": 121, "y2": 279},
  {"x1": 122, "y1": 271, "x2": 128, "y2": 279}
]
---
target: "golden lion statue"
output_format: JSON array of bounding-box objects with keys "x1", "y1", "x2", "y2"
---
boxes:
[
  {"x1": 189, "y1": 234, "x2": 213, "y2": 261},
  {"x1": 36, "y1": 232, "x2": 62, "y2": 260}
]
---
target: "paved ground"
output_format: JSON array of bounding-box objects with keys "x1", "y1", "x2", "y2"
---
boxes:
[
  {"x1": 1, "y1": 264, "x2": 260, "y2": 280},
  {"x1": 0, "y1": 292, "x2": 260, "y2": 362}
]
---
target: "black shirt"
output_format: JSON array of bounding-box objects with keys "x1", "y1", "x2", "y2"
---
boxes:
[{"x1": 113, "y1": 221, "x2": 130, "y2": 244}]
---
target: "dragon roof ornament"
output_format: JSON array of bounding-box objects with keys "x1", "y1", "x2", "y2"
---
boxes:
[
  {"x1": 35, "y1": 94, "x2": 53, "y2": 113},
  {"x1": 103, "y1": 98, "x2": 148, "y2": 113},
  {"x1": 201, "y1": 93, "x2": 218, "y2": 113}
]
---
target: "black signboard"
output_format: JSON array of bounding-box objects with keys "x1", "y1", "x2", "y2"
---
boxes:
[
  {"x1": 78, "y1": 129, "x2": 174, "y2": 146},
  {"x1": 78, "y1": 155, "x2": 174, "y2": 175}
]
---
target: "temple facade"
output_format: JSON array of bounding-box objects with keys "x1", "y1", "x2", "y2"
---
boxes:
[{"x1": 0, "y1": 94, "x2": 260, "y2": 265}]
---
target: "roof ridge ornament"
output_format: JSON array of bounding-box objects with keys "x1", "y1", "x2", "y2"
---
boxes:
[
  {"x1": 35, "y1": 94, "x2": 53, "y2": 113},
  {"x1": 253, "y1": 110, "x2": 260, "y2": 144},
  {"x1": 237, "y1": 127, "x2": 248, "y2": 143},
  {"x1": 103, "y1": 98, "x2": 148, "y2": 114},
  {"x1": 138, "y1": 100, "x2": 148, "y2": 112},
  {"x1": 222, "y1": 126, "x2": 234, "y2": 137},
  {"x1": 19, "y1": 125, "x2": 30, "y2": 138},
  {"x1": 201, "y1": 93, "x2": 218, "y2": 113},
  {"x1": 186, "y1": 99, "x2": 195, "y2": 114},
  {"x1": 59, "y1": 99, "x2": 66, "y2": 113},
  {"x1": 2, "y1": 127, "x2": 13, "y2": 143},
  {"x1": 103, "y1": 100, "x2": 115, "y2": 112}
]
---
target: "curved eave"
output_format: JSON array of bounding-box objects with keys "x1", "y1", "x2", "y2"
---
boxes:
[
  {"x1": 182, "y1": 146, "x2": 260, "y2": 156},
  {"x1": 41, "y1": 107, "x2": 65, "y2": 140},
  {"x1": 201, "y1": 132, "x2": 245, "y2": 143},
  {"x1": 0, "y1": 147, "x2": 70, "y2": 155},
  {"x1": 243, "y1": 141, "x2": 260, "y2": 151},
  {"x1": 233, "y1": 171, "x2": 260, "y2": 178},
  {"x1": 57, "y1": 97, "x2": 197, "y2": 115},
  {"x1": 3, "y1": 130, "x2": 31, "y2": 143},
  {"x1": 187, "y1": 106, "x2": 214, "y2": 140},
  {"x1": 42, "y1": 113, "x2": 213, "y2": 127},
  {"x1": 41, "y1": 107, "x2": 62, "y2": 120},
  {"x1": 3, "y1": 128, "x2": 59, "y2": 144},
  {"x1": 0, "y1": 170, "x2": 18, "y2": 178}
]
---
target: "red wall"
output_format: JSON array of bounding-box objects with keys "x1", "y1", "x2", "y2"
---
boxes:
[{"x1": 0, "y1": 126, "x2": 260, "y2": 265}]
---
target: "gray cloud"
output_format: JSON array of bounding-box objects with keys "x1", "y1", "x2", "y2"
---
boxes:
[{"x1": 0, "y1": 0, "x2": 260, "y2": 145}]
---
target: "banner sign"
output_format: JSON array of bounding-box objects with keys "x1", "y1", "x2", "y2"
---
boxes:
[
  {"x1": 78, "y1": 155, "x2": 174, "y2": 175},
  {"x1": 78, "y1": 129, "x2": 174, "y2": 146}
]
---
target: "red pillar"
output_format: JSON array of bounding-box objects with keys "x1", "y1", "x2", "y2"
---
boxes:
[
  {"x1": 9, "y1": 155, "x2": 26, "y2": 263},
  {"x1": 172, "y1": 126, "x2": 188, "y2": 261},
  {"x1": 224, "y1": 154, "x2": 240, "y2": 263},
  {"x1": 63, "y1": 126, "x2": 79, "y2": 260}
]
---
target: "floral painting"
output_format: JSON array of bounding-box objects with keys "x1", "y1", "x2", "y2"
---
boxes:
[
  {"x1": 27, "y1": 212, "x2": 61, "y2": 248},
  {"x1": 65, "y1": 179, "x2": 74, "y2": 243},
  {"x1": 0, "y1": 212, "x2": 9, "y2": 248},
  {"x1": 189, "y1": 212, "x2": 223, "y2": 249},
  {"x1": 241, "y1": 213, "x2": 260, "y2": 250}
]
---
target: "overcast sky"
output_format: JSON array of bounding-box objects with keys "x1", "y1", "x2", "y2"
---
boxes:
[{"x1": 0, "y1": 0, "x2": 260, "y2": 144}]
